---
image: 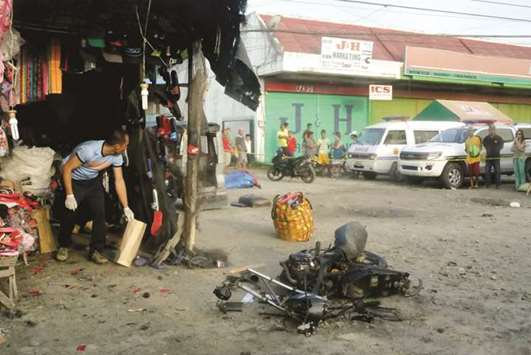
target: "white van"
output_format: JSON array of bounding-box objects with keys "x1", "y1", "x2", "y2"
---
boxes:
[
  {"x1": 399, "y1": 124, "x2": 531, "y2": 189},
  {"x1": 345, "y1": 120, "x2": 463, "y2": 180}
]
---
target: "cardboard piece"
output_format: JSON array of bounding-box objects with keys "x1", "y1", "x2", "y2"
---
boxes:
[
  {"x1": 116, "y1": 219, "x2": 147, "y2": 267},
  {"x1": 31, "y1": 207, "x2": 57, "y2": 254}
]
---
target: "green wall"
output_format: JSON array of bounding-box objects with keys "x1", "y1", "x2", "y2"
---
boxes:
[
  {"x1": 369, "y1": 98, "x2": 431, "y2": 124},
  {"x1": 491, "y1": 103, "x2": 531, "y2": 123},
  {"x1": 264, "y1": 92, "x2": 368, "y2": 162}
]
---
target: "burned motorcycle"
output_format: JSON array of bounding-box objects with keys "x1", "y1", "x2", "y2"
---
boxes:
[
  {"x1": 267, "y1": 151, "x2": 315, "y2": 184},
  {"x1": 214, "y1": 222, "x2": 421, "y2": 335}
]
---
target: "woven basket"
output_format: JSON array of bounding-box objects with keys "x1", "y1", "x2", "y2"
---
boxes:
[{"x1": 271, "y1": 193, "x2": 314, "y2": 242}]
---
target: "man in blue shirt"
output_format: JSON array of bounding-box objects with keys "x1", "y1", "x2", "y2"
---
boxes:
[{"x1": 57, "y1": 130, "x2": 134, "y2": 264}]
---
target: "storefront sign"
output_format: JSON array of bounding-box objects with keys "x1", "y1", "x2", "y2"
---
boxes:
[
  {"x1": 405, "y1": 46, "x2": 531, "y2": 87},
  {"x1": 369, "y1": 85, "x2": 393, "y2": 101},
  {"x1": 321, "y1": 37, "x2": 373, "y2": 72}
]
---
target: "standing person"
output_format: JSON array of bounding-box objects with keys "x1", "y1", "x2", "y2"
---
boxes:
[
  {"x1": 465, "y1": 127, "x2": 481, "y2": 189},
  {"x1": 244, "y1": 134, "x2": 254, "y2": 164},
  {"x1": 277, "y1": 122, "x2": 289, "y2": 155},
  {"x1": 303, "y1": 123, "x2": 313, "y2": 141},
  {"x1": 222, "y1": 128, "x2": 233, "y2": 170},
  {"x1": 349, "y1": 131, "x2": 359, "y2": 149},
  {"x1": 287, "y1": 131, "x2": 297, "y2": 157},
  {"x1": 303, "y1": 131, "x2": 317, "y2": 158},
  {"x1": 330, "y1": 131, "x2": 346, "y2": 159},
  {"x1": 483, "y1": 125, "x2": 504, "y2": 189},
  {"x1": 512, "y1": 129, "x2": 527, "y2": 190},
  {"x1": 234, "y1": 128, "x2": 248, "y2": 169},
  {"x1": 317, "y1": 129, "x2": 330, "y2": 166},
  {"x1": 57, "y1": 130, "x2": 134, "y2": 264}
]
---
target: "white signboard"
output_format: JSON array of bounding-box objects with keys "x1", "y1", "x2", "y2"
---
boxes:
[
  {"x1": 321, "y1": 37, "x2": 373, "y2": 72},
  {"x1": 369, "y1": 85, "x2": 393, "y2": 101}
]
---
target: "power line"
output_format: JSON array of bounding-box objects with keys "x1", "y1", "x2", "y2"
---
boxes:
[
  {"x1": 470, "y1": 0, "x2": 531, "y2": 9},
  {"x1": 242, "y1": 28, "x2": 531, "y2": 39},
  {"x1": 332, "y1": 0, "x2": 531, "y2": 23}
]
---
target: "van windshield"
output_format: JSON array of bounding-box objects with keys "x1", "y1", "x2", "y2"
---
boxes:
[
  {"x1": 358, "y1": 128, "x2": 385, "y2": 145},
  {"x1": 430, "y1": 128, "x2": 468, "y2": 144}
]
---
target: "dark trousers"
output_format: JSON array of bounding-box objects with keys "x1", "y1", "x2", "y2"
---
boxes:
[
  {"x1": 485, "y1": 159, "x2": 501, "y2": 187},
  {"x1": 59, "y1": 177, "x2": 106, "y2": 254}
]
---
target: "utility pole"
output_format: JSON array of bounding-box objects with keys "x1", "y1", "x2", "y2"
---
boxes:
[{"x1": 183, "y1": 42, "x2": 207, "y2": 253}]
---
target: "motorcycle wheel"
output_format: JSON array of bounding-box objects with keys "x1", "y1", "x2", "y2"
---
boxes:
[
  {"x1": 267, "y1": 167, "x2": 284, "y2": 181},
  {"x1": 300, "y1": 165, "x2": 316, "y2": 184}
]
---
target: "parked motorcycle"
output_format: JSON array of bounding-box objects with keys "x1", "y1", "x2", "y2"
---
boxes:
[{"x1": 267, "y1": 151, "x2": 316, "y2": 183}]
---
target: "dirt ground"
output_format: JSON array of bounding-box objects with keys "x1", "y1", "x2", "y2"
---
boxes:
[{"x1": 1, "y1": 170, "x2": 531, "y2": 355}]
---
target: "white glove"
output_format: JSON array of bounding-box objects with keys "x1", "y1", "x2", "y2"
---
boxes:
[
  {"x1": 124, "y1": 207, "x2": 135, "y2": 222},
  {"x1": 65, "y1": 194, "x2": 78, "y2": 211}
]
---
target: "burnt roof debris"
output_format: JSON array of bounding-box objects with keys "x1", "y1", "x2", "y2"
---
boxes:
[{"x1": 13, "y1": 0, "x2": 261, "y2": 110}]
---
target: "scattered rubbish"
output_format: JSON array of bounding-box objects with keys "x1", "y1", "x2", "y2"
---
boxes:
[
  {"x1": 481, "y1": 213, "x2": 494, "y2": 218},
  {"x1": 31, "y1": 265, "x2": 45, "y2": 274},
  {"x1": 132, "y1": 287, "x2": 142, "y2": 294},
  {"x1": 160, "y1": 288, "x2": 171, "y2": 295},
  {"x1": 237, "y1": 194, "x2": 271, "y2": 208},
  {"x1": 134, "y1": 256, "x2": 150, "y2": 267},
  {"x1": 76, "y1": 344, "x2": 86, "y2": 352},
  {"x1": 24, "y1": 320, "x2": 37, "y2": 327},
  {"x1": 217, "y1": 301, "x2": 243, "y2": 313},
  {"x1": 214, "y1": 222, "x2": 421, "y2": 336},
  {"x1": 167, "y1": 247, "x2": 229, "y2": 269},
  {"x1": 27, "y1": 288, "x2": 42, "y2": 297},
  {"x1": 224, "y1": 171, "x2": 261, "y2": 189},
  {"x1": 509, "y1": 201, "x2": 521, "y2": 208},
  {"x1": 471, "y1": 198, "x2": 508, "y2": 207},
  {"x1": 490, "y1": 275, "x2": 497, "y2": 281},
  {"x1": 128, "y1": 308, "x2": 147, "y2": 313},
  {"x1": 70, "y1": 268, "x2": 85, "y2": 276},
  {"x1": 140, "y1": 323, "x2": 150, "y2": 331},
  {"x1": 241, "y1": 293, "x2": 255, "y2": 304},
  {"x1": 230, "y1": 202, "x2": 247, "y2": 208},
  {"x1": 142, "y1": 292, "x2": 151, "y2": 299}
]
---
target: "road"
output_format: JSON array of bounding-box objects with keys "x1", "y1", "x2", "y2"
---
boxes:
[{"x1": 2, "y1": 171, "x2": 531, "y2": 355}]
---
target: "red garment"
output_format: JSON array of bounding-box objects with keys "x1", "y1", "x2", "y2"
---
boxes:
[
  {"x1": 222, "y1": 136, "x2": 232, "y2": 152},
  {"x1": 287, "y1": 136, "x2": 297, "y2": 155}
]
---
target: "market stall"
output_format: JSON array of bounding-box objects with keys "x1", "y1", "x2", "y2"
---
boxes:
[{"x1": 0, "y1": 0, "x2": 260, "y2": 310}]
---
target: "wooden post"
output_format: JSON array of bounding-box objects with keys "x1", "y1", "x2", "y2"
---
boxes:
[{"x1": 183, "y1": 42, "x2": 207, "y2": 253}]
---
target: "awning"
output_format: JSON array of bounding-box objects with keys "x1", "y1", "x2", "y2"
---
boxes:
[
  {"x1": 405, "y1": 46, "x2": 531, "y2": 89},
  {"x1": 414, "y1": 100, "x2": 513, "y2": 124}
]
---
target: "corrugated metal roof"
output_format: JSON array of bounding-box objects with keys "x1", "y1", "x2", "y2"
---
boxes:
[{"x1": 259, "y1": 15, "x2": 531, "y2": 62}]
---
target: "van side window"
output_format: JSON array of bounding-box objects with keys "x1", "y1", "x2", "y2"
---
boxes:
[
  {"x1": 414, "y1": 130, "x2": 439, "y2": 144},
  {"x1": 384, "y1": 130, "x2": 407, "y2": 145}
]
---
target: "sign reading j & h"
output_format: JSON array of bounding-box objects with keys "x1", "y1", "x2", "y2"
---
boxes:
[{"x1": 264, "y1": 92, "x2": 368, "y2": 161}]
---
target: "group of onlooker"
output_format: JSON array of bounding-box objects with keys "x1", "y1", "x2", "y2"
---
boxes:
[
  {"x1": 465, "y1": 124, "x2": 527, "y2": 190},
  {"x1": 222, "y1": 128, "x2": 253, "y2": 170},
  {"x1": 279, "y1": 122, "x2": 358, "y2": 166}
]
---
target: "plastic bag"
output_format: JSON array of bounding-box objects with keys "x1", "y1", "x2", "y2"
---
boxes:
[{"x1": 2, "y1": 146, "x2": 55, "y2": 195}]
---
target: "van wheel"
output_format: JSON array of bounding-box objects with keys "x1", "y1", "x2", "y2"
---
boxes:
[
  {"x1": 363, "y1": 172, "x2": 377, "y2": 180},
  {"x1": 389, "y1": 162, "x2": 403, "y2": 182},
  {"x1": 441, "y1": 163, "x2": 464, "y2": 189},
  {"x1": 526, "y1": 159, "x2": 531, "y2": 182}
]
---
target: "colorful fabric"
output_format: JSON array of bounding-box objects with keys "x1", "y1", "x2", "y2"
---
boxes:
[
  {"x1": 468, "y1": 161, "x2": 480, "y2": 177},
  {"x1": 272, "y1": 192, "x2": 313, "y2": 242}
]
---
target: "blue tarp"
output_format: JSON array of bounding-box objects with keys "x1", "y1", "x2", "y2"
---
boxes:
[{"x1": 224, "y1": 171, "x2": 258, "y2": 189}]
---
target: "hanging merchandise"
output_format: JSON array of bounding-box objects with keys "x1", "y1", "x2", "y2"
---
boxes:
[
  {"x1": 0, "y1": 125, "x2": 8, "y2": 157},
  {"x1": 140, "y1": 82, "x2": 149, "y2": 110},
  {"x1": 0, "y1": 0, "x2": 12, "y2": 42},
  {"x1": 7, "y1": 109, "x2": 17, "y2": 140},
  {"x1": 17, "y1": 39, "x2": 62, "y2": 104}
]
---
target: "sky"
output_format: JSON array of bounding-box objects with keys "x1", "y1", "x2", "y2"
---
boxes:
[{"x1": 247, "y1": 0, "x2": 531, "y2": 46}]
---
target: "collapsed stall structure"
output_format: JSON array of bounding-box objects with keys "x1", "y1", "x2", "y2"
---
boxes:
[{"x1": 2, "y1": 0, "x2": 260, "y2": 264}]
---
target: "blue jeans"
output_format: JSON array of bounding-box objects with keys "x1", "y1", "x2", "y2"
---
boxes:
[{"x1": 513, "y1": 157, "x2": 526, "y2": 189}]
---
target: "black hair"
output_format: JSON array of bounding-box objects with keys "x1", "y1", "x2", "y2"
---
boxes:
[{"x1": 106, "y1": 130, "x2": 129, "y2": 145}]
